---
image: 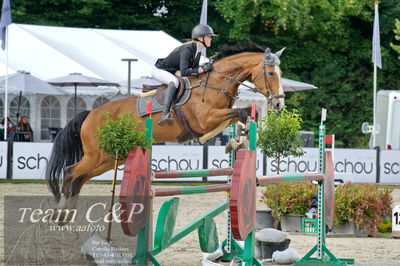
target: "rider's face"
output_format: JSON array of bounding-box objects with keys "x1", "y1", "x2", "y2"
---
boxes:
[{"x1": 204, "y1": 36, "x2": 212, "y2": 47}]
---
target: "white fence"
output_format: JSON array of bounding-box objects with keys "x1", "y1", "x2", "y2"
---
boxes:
[{"x1": 1, "y1": 142, "x2": 399, "y2": 183}]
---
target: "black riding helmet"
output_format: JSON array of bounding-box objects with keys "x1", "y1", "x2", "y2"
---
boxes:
[{"x1": 191, "y1": 24, "x2": 217, "y2": 39}]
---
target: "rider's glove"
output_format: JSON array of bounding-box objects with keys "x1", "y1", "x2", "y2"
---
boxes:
[{"x1": 201, "y1": 62, "x2": 213, "y2": 73}]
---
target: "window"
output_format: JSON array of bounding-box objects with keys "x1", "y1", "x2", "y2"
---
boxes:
[
  {"x1": 41, "y1": 96, "x2": 61, "y2": 139},
  {"x1": 67, "y1": 97, "x2": 87, "y2": 121},
  {"x1": 9, "y1": 96, "x2": 30, "y2": 124},
  {"x1": 92, "y1": 96, "x2": 110, "y2": 109}
]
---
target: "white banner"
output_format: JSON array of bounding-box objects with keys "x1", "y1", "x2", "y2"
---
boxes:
[
  {"x1": 94, "y1": 165, "x2": 125, "y2": 181},
  {"x1": 207, "y1": 146, "x2": 264, "y2": 181},
  {"x1": 380, "y1": 150, "x2": 400, "y2": 183},
  {"x1": 0, "y1": 142, "x2": 7, "y2": 179},
  {"x1": 152, "y1": 145, "x2": 203, "y2": 181},
  {"x1": 6, "y1": 143, "x2": 399, "y2": 184},
  {"x1": 13, "y1": 142, "x2": 53, "y2": 179},
  {"x1": 334, "y1": 148, "x2": 376, "y2": 183},
  {"x1": 266, "y1": 148, "x2": 319, "y2": 174},
  {"x1": 266, "y1": 148, "x2": 377, "y2": 183}
]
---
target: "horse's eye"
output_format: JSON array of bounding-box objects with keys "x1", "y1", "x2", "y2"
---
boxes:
[{"x1": 268, "y1": 71, "x2": 274, "y2": 76}]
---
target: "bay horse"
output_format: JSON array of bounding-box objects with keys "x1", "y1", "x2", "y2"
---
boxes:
[{"x1": 46, "y1": 42, "x2": 285, "y2": 209}]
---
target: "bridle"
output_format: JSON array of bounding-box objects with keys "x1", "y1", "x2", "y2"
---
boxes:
[{"x1": 197, "y1": 60, "x2": 285, "y2": 106}]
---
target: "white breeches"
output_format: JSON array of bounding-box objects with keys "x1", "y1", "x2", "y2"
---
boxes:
[{"x1": 151, "y1": 68, "x2": 179, "y2": 88}]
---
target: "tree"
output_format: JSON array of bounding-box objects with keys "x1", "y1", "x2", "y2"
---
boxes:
[
  {"x1": 391, "y1": 19, "x2": 400, "y2": 57},
  {"x1": 257, "y1": 108, "x2": 305, "y2": 226},
  {"x1": 215, "y1": 0, "x2": 400, "y2": 147},
  {"x1": 257, "y1": 107, "x2": 305, "y2": 173}
]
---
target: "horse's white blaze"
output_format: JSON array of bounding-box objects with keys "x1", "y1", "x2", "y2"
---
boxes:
[{"x1": 272, "y1": 65, "x2": 285, "y2": 109}]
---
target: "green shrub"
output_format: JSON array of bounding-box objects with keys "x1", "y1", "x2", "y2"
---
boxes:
[
  {"x1": 334, "y1": 183, "x2": 393, "y2": 234},
  {"x1": 260, "y1": 182, "x2": 318, "y2": 221},
  {"x1": 377, "y1": 219, "x2": 392, "y2": 233}
]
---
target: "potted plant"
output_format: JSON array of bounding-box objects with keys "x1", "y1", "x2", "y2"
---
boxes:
[
  {"x1": 257, "y1": 108, "x2": 305, "y2": 228},
  {"x1": 333, "y1": 182, "x2": 393, "y2": 236},
  {"x1": 260, "y1": 182, "x2": 317, "y2": 232}
]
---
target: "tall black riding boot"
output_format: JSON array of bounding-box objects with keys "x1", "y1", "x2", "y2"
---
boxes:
[{"x1": 158, "y1": 81, "x2": 178, "y2": 126}]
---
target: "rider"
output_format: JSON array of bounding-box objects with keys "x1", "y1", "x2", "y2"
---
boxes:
[{"x1": 152, "y1": 24, "x2": 217, "y2": 126}]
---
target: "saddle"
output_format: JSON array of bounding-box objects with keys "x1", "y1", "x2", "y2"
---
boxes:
[
  {"x1": 136, "y1": 76, "x2": 192, "y2": 117},
  {"x1": 141, "y1": 76, "x2": 187, "y2": 104}
]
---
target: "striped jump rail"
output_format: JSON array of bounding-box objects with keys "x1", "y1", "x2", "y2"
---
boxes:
[
  {"x1": 154, "y1": 168, "x2": 233, "y2": 178},
  {"x1": 153, "y1": 183, "x2": 232, "y2": 197},
  {"x1": 256, "y1": 173, "x2": 324, "y2": 184}
]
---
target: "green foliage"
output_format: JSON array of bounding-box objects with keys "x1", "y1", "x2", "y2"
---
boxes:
[
  {"x1": 377, "y1": 218, "x2": 392, "y2": 233},
  {"x1": 334, "y1": 183, "x2": 393, "y2": 234},
  {"x1": 391, "y1": 19, "x2": 400, "y2": 58},
  {"x1": 260, "y1": 182, "x2": 318, "y2": 220},
  {"x1": 257, "y1": 108, "x2": 305, "y2": 161},
  {"x1": 96, "y1": 112, "x2": 151, "y2": 160},
  {"x1": 216, "y1": 0, "x2": 400, "y2": 147}
]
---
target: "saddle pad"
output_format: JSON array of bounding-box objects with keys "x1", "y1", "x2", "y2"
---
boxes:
[{"x1": 137, "y1": 78, "x2": 192, "y2": 117}]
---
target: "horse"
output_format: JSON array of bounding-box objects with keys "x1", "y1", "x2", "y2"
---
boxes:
[{"x1": 46, "y1": 42, "x2": 285, "y2": 209}]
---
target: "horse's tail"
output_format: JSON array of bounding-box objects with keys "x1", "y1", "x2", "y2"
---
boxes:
[{"x1": 46, "y1": 111, "x2": 90, "y2": 202}]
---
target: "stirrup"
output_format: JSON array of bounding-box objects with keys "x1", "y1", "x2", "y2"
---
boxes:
[{"x1": 158, "y1": 113, "x2": 174, "y2": 126}]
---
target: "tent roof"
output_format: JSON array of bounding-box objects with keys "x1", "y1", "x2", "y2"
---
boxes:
[{"x1": 0, "y1": 24, "x2": 181, "y2": 82}]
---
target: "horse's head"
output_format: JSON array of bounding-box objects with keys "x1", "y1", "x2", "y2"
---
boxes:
[{"x1": 250, "y1": 47, "x2": 285, "y2": 110}]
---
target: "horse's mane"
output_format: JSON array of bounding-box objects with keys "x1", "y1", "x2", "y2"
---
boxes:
[{"x1": 211, "y1": 41, "x2": 265, "y2": 62}]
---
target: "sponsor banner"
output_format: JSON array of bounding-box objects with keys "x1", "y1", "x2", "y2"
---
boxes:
[
  {"x1": 207, "y1": 146, "x2": 264, "y2": 181},
  {"x1": 152, "y1": 146, "x2": 204, "y2": 181},
  {"x1": 266, "y1": 148, "x2": 377, "y2": 183},
  {"x1": 334, "y1": 148, "x2": 376, "y2": 183},
  {"x1": 13, "y1": 142, "x2": 53, "y2": 179},
  {"x1": 380, "y1": 150, "x2": 400, "y2": 183},
  {"x1": 8, "y1": 143, "x2": 397, "y2": 183},
  {"x1": 266, "y1": 148, "x2": 320, "y2": 175},
  {"x1": 0, "y1": 141, "x2": 7, "y2": 178}
]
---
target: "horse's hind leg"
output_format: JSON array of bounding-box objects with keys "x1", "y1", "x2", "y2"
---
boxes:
[
  {"x1": 58, "y1": 155, "x2": 99, "y2": 209},
  {"x1": 70, "y1": 160, "x2": 116, "y2": 196}
]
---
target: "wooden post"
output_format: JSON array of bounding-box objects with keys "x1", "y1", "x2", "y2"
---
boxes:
[{"x1": 106, "y1": 154, "x2": 119, "y2": 242}]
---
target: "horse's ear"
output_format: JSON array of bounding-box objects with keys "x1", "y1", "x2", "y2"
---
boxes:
[
  {"x1": 264, "y1": 48, "x2": 271, "y2": 57},
  {"x1": 263, "y1": 48, "x2": 272, "y2": 65},
  {"x1": 275, "y1": 47, "x2": 286, "y2": 58}
]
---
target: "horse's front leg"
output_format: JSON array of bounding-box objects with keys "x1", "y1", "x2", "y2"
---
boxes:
[{"x1": 198, "y1": 107, "x2": 252, "y2": 132}]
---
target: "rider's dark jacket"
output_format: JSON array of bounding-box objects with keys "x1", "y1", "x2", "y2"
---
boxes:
[{"x1": 155, "y1": 42, "x2": 201, "y2": 77}]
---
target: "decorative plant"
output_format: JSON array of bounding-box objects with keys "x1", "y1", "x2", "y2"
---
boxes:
[
  {"x1": 257, "y1": 108, "x2": 305, "y2": 168},
  {"x1": 334, "y1": 183, "x2": 393, "y2": 235},
  {"x1": 260, "y1": 182, "x2": 318, "y2": 221},
  {"x1": 96, "y1": 112, "x2": 151, "y2": 161},
  {"x1": 257, "y1": 108, "x2": 305, "y2": 226},
  {"x1": 95, "y1": 112, "x2": 151, "y2": 242}
]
